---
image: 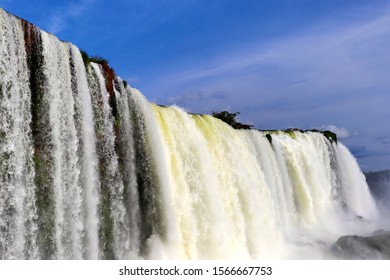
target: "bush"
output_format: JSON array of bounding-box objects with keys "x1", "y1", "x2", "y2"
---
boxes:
[
  {"x1": 212, "y1": 110, "x2": 253, "y2": 129},
  {"x1": 80, "y1": 49, "x2": 109, "y2": 67}
]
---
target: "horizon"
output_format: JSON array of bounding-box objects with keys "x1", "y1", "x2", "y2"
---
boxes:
[{"x1": 2, "y1": 0, "x2": 390, "y2": 171}]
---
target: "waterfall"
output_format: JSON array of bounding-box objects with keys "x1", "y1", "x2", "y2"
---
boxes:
[
  {"x1": 146, "y1": 108, "x2": 378, "y2": 259},
  {"x1": 69, "y1": 45, "x2": 100, "y2": 259},
  {"x1": 0, "y1": 8, "x2": 38, "y2": 260},
  {"x1": 0, "y1": 8, "x2": 381, "y2": 259},
  {"x1": 88, "y1": 62, "x2": 132, "y2": 259}
]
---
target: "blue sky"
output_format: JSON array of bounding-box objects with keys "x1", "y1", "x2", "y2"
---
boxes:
[{"x1": 3, "y1": 0, "x2": 390, "y2": 171}]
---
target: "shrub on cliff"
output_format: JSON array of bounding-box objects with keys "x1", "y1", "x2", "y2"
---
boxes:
[
  {"x1": 80, "y1": 49, "x2": 109, "y2": 67},
  {"x1": 212, "y1": 110, "x2": 253, "y2": 129}
]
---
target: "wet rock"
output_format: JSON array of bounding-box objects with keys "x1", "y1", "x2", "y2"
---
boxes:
[{"x1": 332, "y1": 231, "x2": 390, "y2": 259}]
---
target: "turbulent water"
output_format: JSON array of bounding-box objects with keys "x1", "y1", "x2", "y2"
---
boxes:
[{"x1": 0, "y1": 8, "x2": 382, "y2": 259}]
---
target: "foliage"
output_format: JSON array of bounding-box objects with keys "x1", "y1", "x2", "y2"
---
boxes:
[
  {"x1": 262, "y1": 129, "x2": 338, "y2": 145},
  {"x1": 212, "y1": 110, "x2": 253, "y2": 129},
  {"x1": 80, "y1": 49, "x2": 110, "y2": 67},
  {"x1": 80, "y1": 50, "x2": 90, "y2": 66},
  {"x1": 90, "y1": 56, "x2": 109, "y2": 65},
  {"x1": 322, "y1": 130, "x2": 338, "y2": 143}
]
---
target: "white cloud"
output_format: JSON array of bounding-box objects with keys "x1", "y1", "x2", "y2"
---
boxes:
[
  {"x1": 154, "y1": 6, "x2": 390, "y2": 97},
  {"x1": 125, "y1": 76, "x2": 140, "y2": 84},
  {"x1": 146, "y1": 5, "x2": 390, "y2": 135},
  {"x1": 134, "y1": 3, "x2": 390, "y2": 171},
  {"x1": 320, "y1": 125, "x2": 352, "y2": 139},
  {"x1": 47, "y1": 0, "x2": 95, "y2": 34}
]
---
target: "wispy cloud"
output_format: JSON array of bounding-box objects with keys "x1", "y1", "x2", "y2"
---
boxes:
[
  {"x1": 125, "y1": 76, "x2": 140, "y2": 84},
  {"x1": 140, "y1": 5, "x2": 390, "y2": 170},
  {"x1": 154, "y1": 6, "x2": 390, "y2": 106},
  {"x1": 349, "y1": 145, "x2": 390, "y2": 159},
  {"x1": 47, "y1": 0, "x2": 95, "y2": 34},
  {"x1": 375, "y1": 136, "x2": 390, "y2": 146},
  {"x1": 320, "y1": 125, "x2": 361, "y2": 139},
  {"x1": 167, "y1": 90, "x2": 226, "y2": 106},
  {"x1": 144, "y1": 5, "x2": 390, "y2": 135}
]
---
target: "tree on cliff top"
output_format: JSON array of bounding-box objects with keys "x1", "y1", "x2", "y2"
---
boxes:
[{"x1": 212, "y1": 110, "x2": 253, "y2": 129}]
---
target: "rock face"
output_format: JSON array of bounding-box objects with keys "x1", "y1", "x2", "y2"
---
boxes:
[{"x1": 332, "y1": 230, "x2": 390, "y2": 259}]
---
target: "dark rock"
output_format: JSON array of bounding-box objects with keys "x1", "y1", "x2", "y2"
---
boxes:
[
  {"x1": 372, "y1": 230, "x2": 390, "y2": 236},
  {"x1": 212, "y1": 111, "x2": 253, "y2": 130},
  {"x1": 265, "y1": 134, "x2": 272, "y2": 144},
  {"x1": 332, "y1": 231, "x2": 390, "y2": 259}
]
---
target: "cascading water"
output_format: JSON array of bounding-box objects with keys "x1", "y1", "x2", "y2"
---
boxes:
[
  {"x1": 0, "y1": 8, "x2": 383, "y2": 259},
  {"x1": 0, "y1": 9, "x2": 38, "y2": 260},
  {"x1": 40, "y1": 30, "x2": 83, "y2": 260},
  {"x1": 69, "y1": 45, "x2": 101, "y2": 259}
]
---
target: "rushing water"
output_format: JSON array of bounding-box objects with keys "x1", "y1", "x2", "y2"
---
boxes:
[{"x1": 0, "y1": 8, "x2": 381, "y2": 259}]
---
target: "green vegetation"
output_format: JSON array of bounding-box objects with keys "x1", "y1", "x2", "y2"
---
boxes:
[
  {"x1": 80, "y1": 49, "x2": 110, "y2": 68},
  {"x1": 80, "y1": 50, "x2": 90, "y2": 67},
  {"x1": 212, "y1": 110, "x2": 253, "y2": 129},
  {"x1": 263, "y1": 128, "x2": 338, "y2": 144},
  {"x1": 322, "y1": 130, "x2": 338, "y2": 143},
  {"x1": 91, "y1": 56, "x2": 109, "y2": 65},
  {"x1": 211, "y1": 111, "x2": 337, "y2": 143}
]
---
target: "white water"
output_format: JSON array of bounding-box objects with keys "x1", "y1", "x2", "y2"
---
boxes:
[
  {"x1": 114, "y1": 82, "x2": 141, "y2": 257},
  {"x1": 0, "y1": 9, "x2": 38, "y2": 259},
  {"x1": 69, "y1": 46, "x2": 100, "y2": 259},
  {"x1": 89, "y1": 63, "x2": 129, "y2": 259},
  {"x1": 41, "y1": 31, "x2": 83, "y2": 259},
  {"x1": 0, "y1": 8, "x2": 382, "y2": 259},
  {"x1": 145, "y1": 107, "x2": 379, "y2": 259}
]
